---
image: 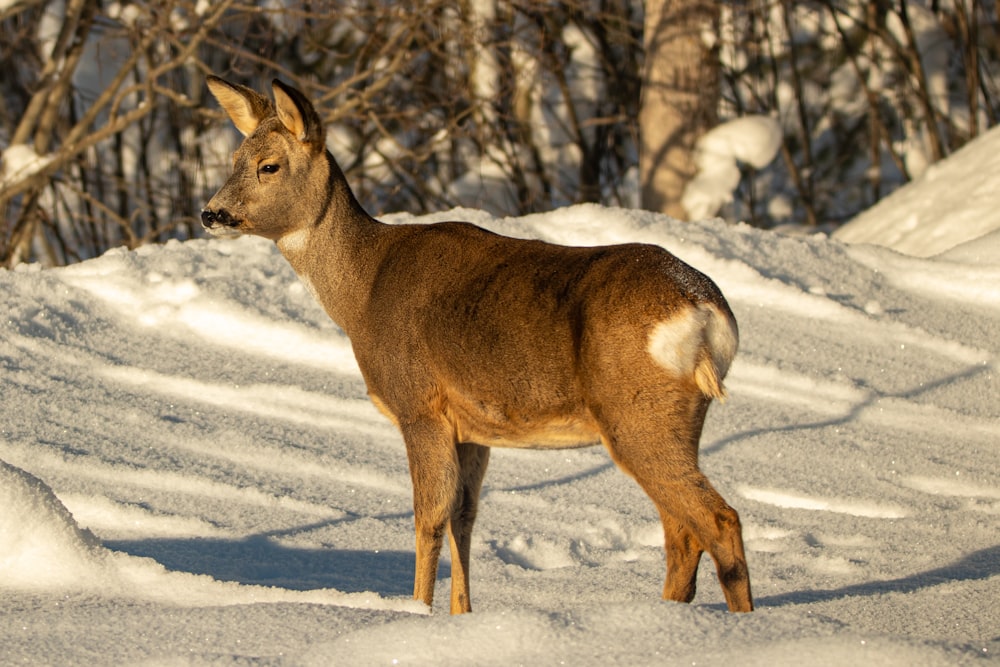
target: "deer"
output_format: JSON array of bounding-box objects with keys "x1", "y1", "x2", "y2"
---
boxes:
[{"x1": 201, "y1": 76, "x2": 754, "y2": 614}]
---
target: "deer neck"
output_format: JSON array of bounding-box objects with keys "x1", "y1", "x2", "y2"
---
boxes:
[{"x1": 274, "y1": 154, "x2": 384, "y2": 335}]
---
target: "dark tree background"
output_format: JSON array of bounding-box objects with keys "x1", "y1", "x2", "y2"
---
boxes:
[{"x1": 1, "y1": 0, "x2": 996, "y2": 266}]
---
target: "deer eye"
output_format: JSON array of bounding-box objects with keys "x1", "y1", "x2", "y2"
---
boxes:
[{"x1": 259, "y1": 163, "x2": 280, "y2": 175}]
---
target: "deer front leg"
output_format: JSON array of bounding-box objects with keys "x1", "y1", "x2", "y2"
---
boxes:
[
  {"x1": 401, "y1": 417, "x2": 461, "y2": 610},
  {"x1": 447, "y1": 442, "x2": 491, "y2": 614}
]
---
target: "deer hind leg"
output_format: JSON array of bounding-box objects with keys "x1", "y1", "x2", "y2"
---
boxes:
[
  {"x1": 597, "y1": 394, "x2": 753, "y2": 612},
  {"x1": 659, "y1": 508, "x2": 703, "y2": 604},
  {"x1": 447, "y1": 442, "x2": 491, "y2": 614},
  {"x1": 401, "y1": 417, "x2": 462, "y2": 611},
  {"x1": 625, "y1": 459, "x2": 752, "y2": 612},
  {"x1": 664, "y1": 471, "x2": 752, "y2": 612}
]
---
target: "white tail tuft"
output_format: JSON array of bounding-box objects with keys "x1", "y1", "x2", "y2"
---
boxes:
[
  {"x1": 696, "y1": 302, "x2": 739, "y2": 400},
  {"x1": 694, "y1": 352, "x2": 727, "y2": 400}
]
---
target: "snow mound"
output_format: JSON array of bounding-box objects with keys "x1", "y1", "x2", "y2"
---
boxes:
[
  {"x1": 0, "y1": 458, "x2": 109, "y2": 588},
  {"x1": 835, "y1": 124, "x2": 1000, "y2": 258},
  {"x1": 0, "y1": 458, "x2": 425, "y2": 613},
  {"x1": 936, "y1": 226, "x2": 1000, "y2": 264}
]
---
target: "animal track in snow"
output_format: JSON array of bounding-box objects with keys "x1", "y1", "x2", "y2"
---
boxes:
[{"x1": 491, "y1": 518, "x2": 658, "y2": 570}]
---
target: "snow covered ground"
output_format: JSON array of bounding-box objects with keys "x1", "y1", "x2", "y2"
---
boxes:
[
  {"x1": 2, "y1": 174, "x2": 999, "y2": 661},
  {"x1": 2, "y1": 207, "x2": 997, "y2": 665},
  {"x1": 834, "y1": 123, "x2": 1000, "y2": 259}
]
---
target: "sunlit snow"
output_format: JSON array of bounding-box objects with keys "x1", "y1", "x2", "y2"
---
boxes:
[{"x1": 1, "y1": 139, "x2": 998, "y2": 663}]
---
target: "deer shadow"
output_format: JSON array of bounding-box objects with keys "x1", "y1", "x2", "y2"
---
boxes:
[{"x1": 106, "y1": 515, "x2": 418, "y2": 598}]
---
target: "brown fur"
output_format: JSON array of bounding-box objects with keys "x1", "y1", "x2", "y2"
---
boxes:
[{"x1": 202, "y1": 76, "x2": 753, "y2": 613}]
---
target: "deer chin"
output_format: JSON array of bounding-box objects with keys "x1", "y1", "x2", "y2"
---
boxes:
[{"x1": 202, "y1": 220, "x2": 245, "y2": 239}]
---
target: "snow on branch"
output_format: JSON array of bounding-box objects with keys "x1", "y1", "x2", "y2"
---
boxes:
[
  {"x1": 682, "y1": 116, "x2": 782, "y2": 221},
  {"x1": 0, "y1": 144, "x2": 54, "y2": 191}
]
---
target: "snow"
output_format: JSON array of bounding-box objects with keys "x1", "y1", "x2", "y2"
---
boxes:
[
  {"x1": 2, "y1": 160, "x2": 999, "y2": 662},
  {"x1": 682, "y1": 115, "x2": 783, "y2": 220},
  {"x1": 0, "y1": 143, "x2": 53, "y2": 189},
  {"x1": 106, "y1": 1, "x2": 145, "y2": 28},
  {"x1": 835, "y1": 122, "x2": 1000, "y2": 259}
]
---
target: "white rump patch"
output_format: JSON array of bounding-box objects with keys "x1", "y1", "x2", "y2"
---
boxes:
[
  {"x1": 647, "y1": 307, "x2": 706, "y2": 377},
  {"x1": 647, "y1": 304, "x2": 738, "y2": 381}
]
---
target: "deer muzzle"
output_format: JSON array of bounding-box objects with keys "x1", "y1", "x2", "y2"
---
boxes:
[{"x1": 201, "y1": 208, "x2": 240, "y2": 232}]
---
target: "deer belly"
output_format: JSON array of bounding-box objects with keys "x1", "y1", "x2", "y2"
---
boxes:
[
  {"x1": 367, "y1": 386, "x2": 602, "y2": 449},
  {"x1": 451, "y1": 400, "x2": 603, "y2": 450}
]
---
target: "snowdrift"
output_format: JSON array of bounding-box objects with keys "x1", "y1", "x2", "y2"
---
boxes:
[{"x1": 835, "y1": 123, "x2": 1000, "y2": 258}]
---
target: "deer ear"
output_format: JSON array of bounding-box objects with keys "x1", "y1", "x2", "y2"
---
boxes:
[
  {"x1": 272, "y1": 79, "x2": 324, "y2": 149},
  {"x1": 206, "y1": 76, "x2": 273, "y2": 137}
]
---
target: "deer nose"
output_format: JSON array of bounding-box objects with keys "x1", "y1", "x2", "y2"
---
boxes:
[{"x1": 201, "y1": 208, "x2": 236, "y2": 229}]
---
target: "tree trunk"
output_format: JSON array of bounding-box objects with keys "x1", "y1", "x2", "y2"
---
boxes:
[{"x1": 639, "y1": 0, "x2": 719, "y2": 219}]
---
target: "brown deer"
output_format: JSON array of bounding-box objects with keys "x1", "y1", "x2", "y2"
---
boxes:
[{"x1": 201, "y1": 76, "x2": 753, "y2": 614}]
